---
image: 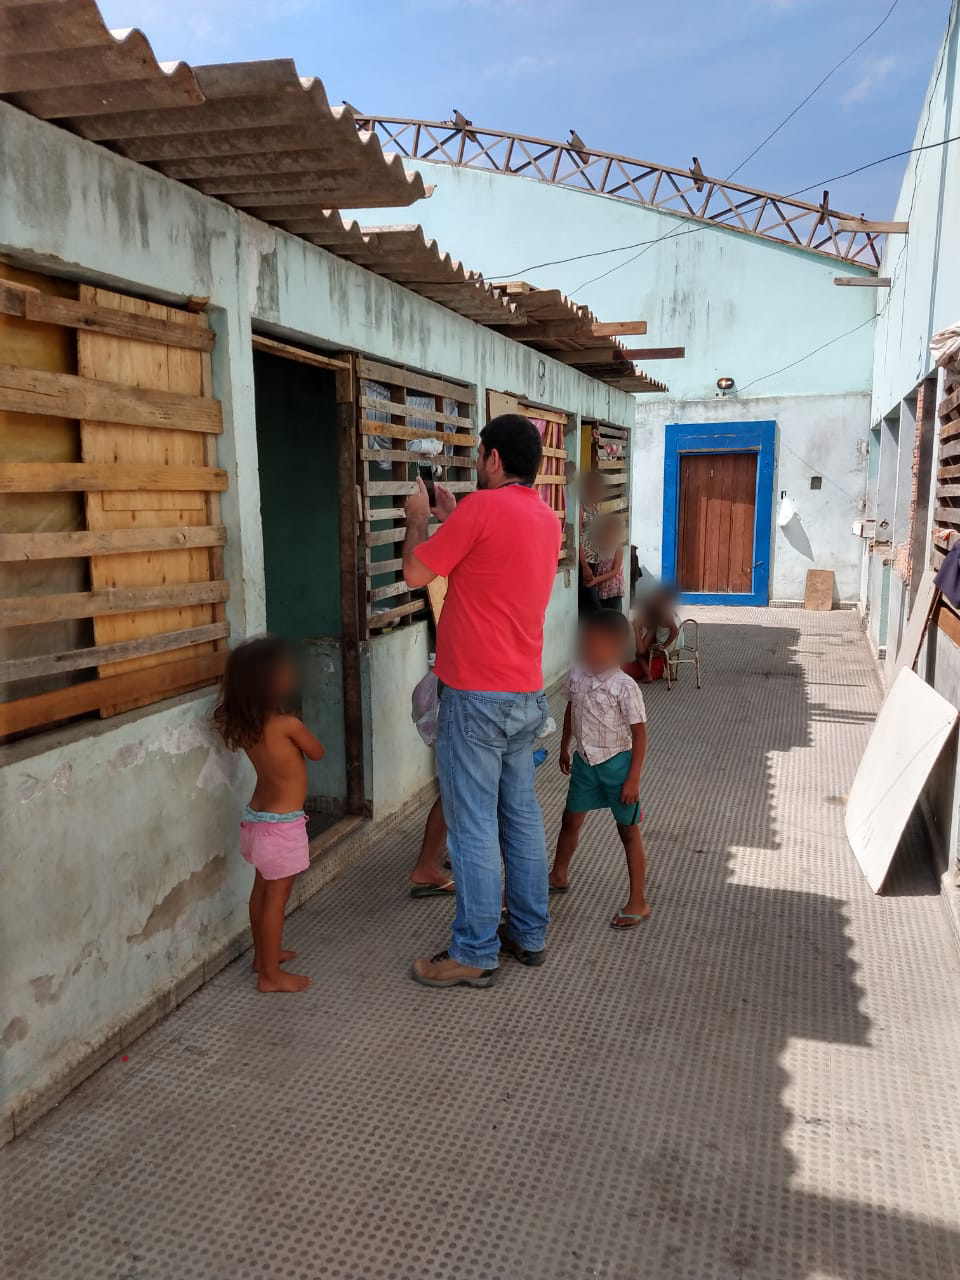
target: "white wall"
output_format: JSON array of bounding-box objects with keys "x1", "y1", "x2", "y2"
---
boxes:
[
  {"x1": 863, "y1": 2, "x2": 960, "y2": 874},
  {"x1": 633, "y1": 393, "x2": 870, "y2": 602},
  {"x1": 872, "y1": 2, "x2": 960, "y2": 421},
  {"x1": 0, "y1": 100, "x2": 633, "y2": 1130}
]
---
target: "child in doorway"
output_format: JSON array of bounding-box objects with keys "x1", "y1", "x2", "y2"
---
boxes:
[
  {"x1": 213, "y1": 637, "x2": 324, "y2": 993},
  {"x1": 549, "y1": 610, "x2": 650, "y2": 928},
  {"x1": 591, "y1": 512, "x2": 626, "y2": 611}
]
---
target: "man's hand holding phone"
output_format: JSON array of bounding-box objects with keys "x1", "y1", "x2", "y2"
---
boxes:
[{"x1": 405, "y1": 476, "x2": 457, "y2": 525}]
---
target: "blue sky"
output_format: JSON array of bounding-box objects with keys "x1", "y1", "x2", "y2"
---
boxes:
[{"x1": 100, "y1": 0, "x2": 951, "y2": 218}]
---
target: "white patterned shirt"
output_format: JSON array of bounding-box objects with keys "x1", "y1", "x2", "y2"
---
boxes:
[{"x1": 564, "y1": 663, "x2": 646, "y2": 765}]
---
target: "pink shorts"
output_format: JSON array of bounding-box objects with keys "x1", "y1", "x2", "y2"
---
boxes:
[{"x1": 240, "y1": 812, "x2": 310, "y2": 881}]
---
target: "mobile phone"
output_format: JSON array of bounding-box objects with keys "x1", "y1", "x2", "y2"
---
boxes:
[{"x1": 418, "y1": 463, "x2": 436, "y2": 507}]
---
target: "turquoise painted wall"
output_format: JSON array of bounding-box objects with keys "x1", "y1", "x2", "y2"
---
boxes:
[{"x1": 389, "y1": 163, "x2": 876, "y2": 400}]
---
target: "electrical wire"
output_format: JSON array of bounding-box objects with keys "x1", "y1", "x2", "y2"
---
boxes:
[
  {"x1": 724, "y1": 0, "x2": 901, "y2": 181},
  {"x1": 664, "y1": 35, "x2": 951, "y2": 417},
  {"x1": 735, "y1": 316, "x2": 876, "y2": 395},
  {"x1": 488, "y1": 130, "x2": 960, "y2": 281},
  {"x1": 487, "y1": 0, "x2": 937, "y2": 286},
  {"x1": 487, "y1": 7, "x2": 947, "y2": 406}
]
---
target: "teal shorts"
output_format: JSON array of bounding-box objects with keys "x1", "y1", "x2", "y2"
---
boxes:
[{"x1": 566, "y1": 749, "x2": 642, "y2": 826}]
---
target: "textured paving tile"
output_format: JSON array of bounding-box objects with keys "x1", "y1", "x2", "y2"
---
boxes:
[{"x1": 3, "y1": 607, "x2": 960, "y2": 1280}]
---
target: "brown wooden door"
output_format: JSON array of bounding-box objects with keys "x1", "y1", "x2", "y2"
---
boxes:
[{"x1": 677, "y1": 452, "x2": 757, "y2": 593}]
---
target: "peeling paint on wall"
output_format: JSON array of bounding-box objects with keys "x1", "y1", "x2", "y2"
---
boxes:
[
  {"x1": 107, "y1": 742, "x2": 145, "y2": 774},
  {"x1": 29, "y1": 974, "x2": 63, "y2": 1005},
  {"x1": 18, "y1": 763, "x2": 72, "y2": 803},
  {"x1": 2, "y1": 1017, "x2": 28, "y2": 1048},
  {"x1": 126, "y1": 852, "x2": 228, "y2": 945},
  {"x1": 154, "y1": 718, "x2": 240, "y2": 790}
]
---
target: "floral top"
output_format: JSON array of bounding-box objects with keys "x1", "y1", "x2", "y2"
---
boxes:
[
  {"x1": 580, "y1": 503, "x2": 601, "y2": 564},
  {"x1": 595, "y1": 554, "x2": 625, "y2": 600}
]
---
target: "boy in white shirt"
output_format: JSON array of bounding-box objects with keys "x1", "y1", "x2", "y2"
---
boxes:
[{"x1": 549, "y1": 610, "x2": 650, "y2": 927}]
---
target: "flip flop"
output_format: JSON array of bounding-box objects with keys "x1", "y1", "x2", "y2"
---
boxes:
[
  {"x1": 548, "y1": 884, "x2": 569, "y2": 895},
  {"x1": 610, "y1": 910, "x2": 650, "y2": 929},
  {"x1": 410, "y1": 881, "x2": 456, "y2": 899}
]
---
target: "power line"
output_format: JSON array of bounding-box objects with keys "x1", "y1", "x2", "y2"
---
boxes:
[
  {"x1": 735, "y1": 316, "x2": 876, "y2": 395},
  {"x1": 569, "y1": 224, "x2": 693, "y2": 294},
  {"x1": 487, "y1": 130, "x2": 960, "y2": 281},
  {"x1": 724, "y1": 0, "x2": 901, "y2": 181},
  {"x1": 570, "y1": 1, "x2": 901, "y2": 297},
  {"x1": 771, "y1": 135, "x2": 960, "y2": 201},
  {"x1": 658, "y1": 46, "x2": 951, "y2": 408}
]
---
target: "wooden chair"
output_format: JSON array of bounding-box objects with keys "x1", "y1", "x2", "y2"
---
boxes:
[{"x1": 654, "y1": 618, "x2": 702, "y2": 690}]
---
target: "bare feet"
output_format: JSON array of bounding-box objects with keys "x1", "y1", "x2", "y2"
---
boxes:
[
  {"x1": 251, "y1": 949, "x2": 298, "y2": 973},
  {"x1": 258, "y1": 970, "x2": 311, "y2": 993}
]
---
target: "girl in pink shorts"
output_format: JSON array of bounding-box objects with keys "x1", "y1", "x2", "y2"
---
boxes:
[{"x1": 213, "y1": 637, "x2": 324, "y2": 994}]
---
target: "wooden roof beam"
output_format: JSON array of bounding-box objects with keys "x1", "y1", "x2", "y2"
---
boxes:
[
  {"x1": 833, "y1": 276, "x2": 892, "y2": 288},
  {"x1": 488, "y1": 319, "x2": 649, "y2": 343},
  {"x1": 836, "y1": 218, "x2": 908, "y2": 234},
  {"x1": 590, "y1": 321, "x2": 648, "y2": 337},
  {"x1": 554, "y1": 348, "x2": 632, "y2": 366},
  {"x1": 605, "y1": 376, "x2": 669, "y2": 393},
  {"x1": 621, "y1": 346, "x2": 685, "y2": 360}
]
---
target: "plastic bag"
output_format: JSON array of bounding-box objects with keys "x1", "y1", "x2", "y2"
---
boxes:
[{"x1": 412, "y1": 670, "x2": 440, "y2": 747}]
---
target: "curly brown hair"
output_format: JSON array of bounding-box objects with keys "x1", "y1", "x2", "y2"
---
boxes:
[{"x1": 212, "y1": 635, "x2": 291, "y2": 751}]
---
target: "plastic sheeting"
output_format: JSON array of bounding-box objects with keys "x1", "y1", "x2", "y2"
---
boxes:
[
  {"x1": 931, "y1": 322, "x2": 960, "y2": 369},
  {"x1": 364, "y1": 380, "x2": 461, "y2": 472}
]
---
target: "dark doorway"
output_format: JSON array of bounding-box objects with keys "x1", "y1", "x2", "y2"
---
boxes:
[{"x1": 253, "y1": 348, "x2": 349, "y2": 822}]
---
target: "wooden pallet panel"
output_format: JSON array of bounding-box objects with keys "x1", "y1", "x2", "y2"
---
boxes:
[
  {"x1": 360, "y1": 364, "x2": 476, "y2": 631},
  {"x1": 931, "y1": 371, "x2": 960, "y2": 567},
  {"x1": 0, "y1": 262, "x2": 90, "y2": 708},
  {"x1": 78, "y1": 287, "x2": 221, "y2": 714},
  {"x1": 0, "y1": 651, "x2": 226, "y2": 737},
  {"x1": 517, "y1": 400, "x2": 570, "y2": 561}
]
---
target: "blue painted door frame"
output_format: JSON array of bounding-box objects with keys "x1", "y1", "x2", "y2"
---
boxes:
[{"x1": 661, "y1": 420, "x2": 776, "y2": 606}]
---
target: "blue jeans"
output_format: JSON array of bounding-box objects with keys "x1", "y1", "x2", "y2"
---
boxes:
[{"x1": 436, "y1": 687, "x2": 551, "y2": 969}]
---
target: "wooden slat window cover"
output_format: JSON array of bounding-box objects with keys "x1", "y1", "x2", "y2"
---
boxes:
[
  {"x1": 488, "y1": 390, "x2": 571, "y2": 566},
  {"x1": 933, "y1": 364, "x2": 960, "y2": 574},
  {"x1": 356, "y1": 356, "x2": 476, "y2": 636},
  {"x1": 0, "y1": 268, "x2": 228, "y2": 739},
  {"x1": 592, "y1": 420, "x2": 630, "y2": 516},
  {"x1": 583, "y1": 417, "x2": 631, "y2": 587}
]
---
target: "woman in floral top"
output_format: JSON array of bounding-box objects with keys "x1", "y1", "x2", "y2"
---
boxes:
[{"x1": 592, "y1": 513, "x2": 626, "y2": 611}]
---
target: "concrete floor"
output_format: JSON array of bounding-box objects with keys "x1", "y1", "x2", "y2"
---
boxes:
[{"x1": 4, "y1": 607, "x2": 960, "y2": 1280}]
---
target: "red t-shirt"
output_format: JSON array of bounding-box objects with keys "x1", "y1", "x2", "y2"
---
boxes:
[{"x1": 415, "y1": 485, "x2": 562, "y2": 693}]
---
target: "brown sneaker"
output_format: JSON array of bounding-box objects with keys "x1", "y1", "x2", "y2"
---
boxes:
[{"x1": 411, "y1": 950, "x2": 497, "y2": 989}]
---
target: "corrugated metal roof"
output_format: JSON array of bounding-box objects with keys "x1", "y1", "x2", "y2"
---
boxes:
[
  {"x1": 296, "y1": 214, "x2": 522, "y2": 326},
  {"x1": 0, "y1": 0, "x2": 425, "y2": 210},
  {"x1": 0, "y1": 0, "x2": 666, "y2": 391},
  {"x1": 491, "y1": 283, "x2": 669, "y2": 393}
]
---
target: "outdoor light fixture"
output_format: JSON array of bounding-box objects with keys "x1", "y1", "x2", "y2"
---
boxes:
[{"x1": 717, "y1": 376, "x2": 735, "y2": 392}]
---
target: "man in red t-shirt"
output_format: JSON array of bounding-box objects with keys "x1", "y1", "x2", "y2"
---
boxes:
[{"x1": 402, "y1": 415, "x2": 562, "y2": 988}]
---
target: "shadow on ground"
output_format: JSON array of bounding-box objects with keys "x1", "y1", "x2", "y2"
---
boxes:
[{"x1": 3, "y1": 610, "x2": 959, "y2": 1280}]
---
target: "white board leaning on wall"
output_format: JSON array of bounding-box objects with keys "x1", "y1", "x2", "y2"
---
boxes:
[{"x1": 845, "y1": 669, "x2": 958, "y2": 892}]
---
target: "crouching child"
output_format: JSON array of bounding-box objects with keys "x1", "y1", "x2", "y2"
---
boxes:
[{"x1": 549, "y1": 610, "x2": 650, "y2": 928}]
